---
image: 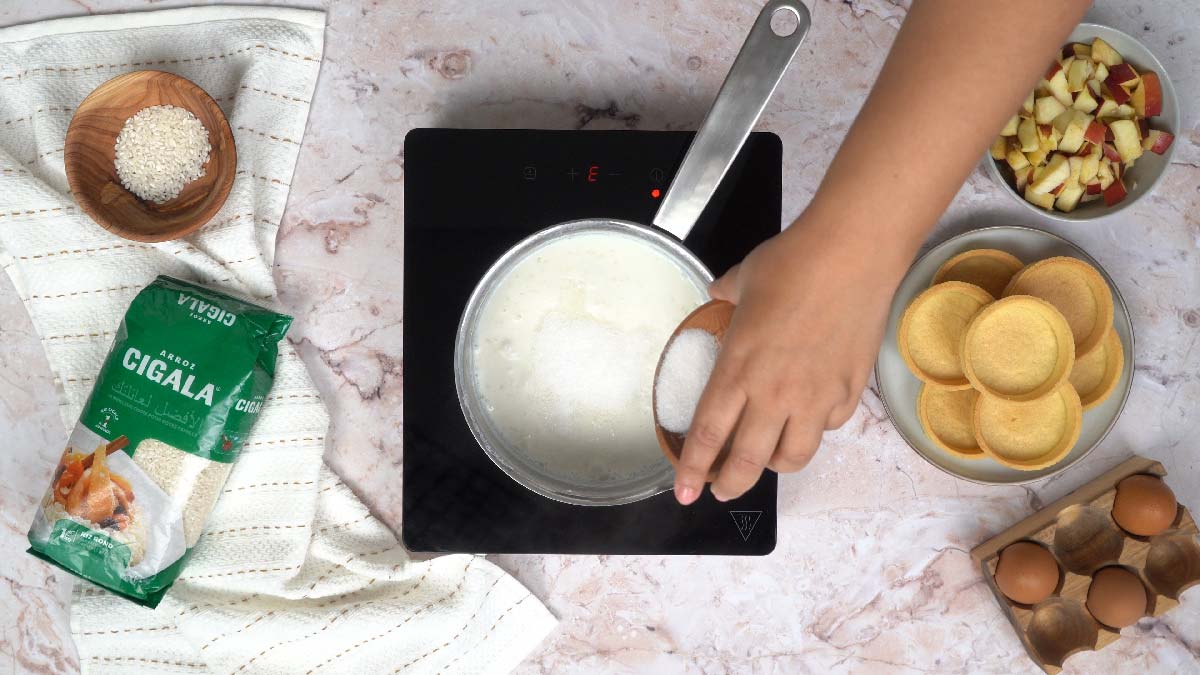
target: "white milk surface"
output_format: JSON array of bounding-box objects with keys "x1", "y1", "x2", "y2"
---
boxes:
[{"x1": 473, "y1": 232, "x2": 707, "y2": 485}]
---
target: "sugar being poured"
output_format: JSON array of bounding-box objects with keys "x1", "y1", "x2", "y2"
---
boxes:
[
  {"x1": 654, "y1": 329, "x2": 720, "y2": 434},
  {"x1": 472, "y1": 232, "x2": 706, "y2": 484}
]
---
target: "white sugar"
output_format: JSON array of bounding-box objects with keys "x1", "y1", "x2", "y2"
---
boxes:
[
  {"x1": 114, "y1": 105, "x2": 211, "y2": 204},
  {"x1": 655, "y1": 329, "x2": 719, "y2": 434}
]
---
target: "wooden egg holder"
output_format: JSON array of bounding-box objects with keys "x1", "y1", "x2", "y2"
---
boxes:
[{"x1": 971, "y1": 456, "x2": 1200, "y2": 673}]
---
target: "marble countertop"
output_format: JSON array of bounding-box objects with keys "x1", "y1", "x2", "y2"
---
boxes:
[{"x1": 2, "y1": 1, "x2": 1198, "y2": 673}]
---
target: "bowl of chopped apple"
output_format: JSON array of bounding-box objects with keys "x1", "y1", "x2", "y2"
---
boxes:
[{"x1": 986, "y1": 24, "x2": 1179, "y2": 221}]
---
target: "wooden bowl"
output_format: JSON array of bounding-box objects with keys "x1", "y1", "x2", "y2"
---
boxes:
[
  {"x1": 652, "y1": 300, "x2": 735, "y2": 481},
  {"x1": 65, "y1": 70, "x2": 235, "y2": 243}
]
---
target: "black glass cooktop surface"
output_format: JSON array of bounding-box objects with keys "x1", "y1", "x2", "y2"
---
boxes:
[{"x1": 403, "y1": 128, "x2": 780, "y2": 555}]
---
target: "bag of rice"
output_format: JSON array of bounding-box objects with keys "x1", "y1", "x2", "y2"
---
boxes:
[{"x1": 27, "y1": 276, "x2": 292, "y2": 607}]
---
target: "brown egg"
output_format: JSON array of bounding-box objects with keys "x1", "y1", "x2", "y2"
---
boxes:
[
  {"x1": 1086, "y1": 566, "x2": 1148, "y2": 628},
  {"x1": 1111, "y1": 474, "x2": 1178, "y2": 536},
  {"x1": 994, "y1": 541, "x2": 1060, "y2": 604}
]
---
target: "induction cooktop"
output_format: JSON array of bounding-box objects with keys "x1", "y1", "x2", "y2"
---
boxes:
[{"x1": 402, "y1": 128, "x2": 780, "y2": 555}]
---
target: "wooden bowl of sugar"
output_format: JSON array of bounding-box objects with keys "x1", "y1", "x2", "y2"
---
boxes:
[
  {"x1": 652, "y1": 300, "x2": 735, "y2": 481},
  {"x1": 65, "y1": 70, "x2": 235, "y2": 243}
]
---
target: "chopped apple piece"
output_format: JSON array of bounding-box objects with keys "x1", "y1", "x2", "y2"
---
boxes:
[
  {"x1": 1140, "y1": 72, "x2": 1164, "y2": 117},
  {"x1": 1056, "y1": 183, "x2": 1085, "y2": 212},
  {"x1": 1109, "y1": 119, "x2": 1143, "y2": 162},
  {"x1": 1106, "y1": 63, "x2": 1139, "y2": 86},
  {"x1": 1025, "y1": 146, "x2": 1050, "y2": 168},
  {"x1": 1035, "y1": 96, "x2": 1068, "y2": 124},
  {"x1": 1046, "y1": 69, "x2": 1073, "y2": 107},
  {"x1": 1015, "y1": 165, "x2": 1035, "y2": 191},
  {"x1": 1084, "y1": 121, "x2": 1107, "y2": 146},
  {"x1": 1098, "y1": 160, "x2": 1115, "y2": 190},
  {"x1": 1006, "y1": 147, "x2": 1031, "y2": 171},
  {"x1": 1058, "y1": 111, "x2": 1091, "y2": 154},
  {"x1": 1137, "y1": 118, "x2": 1149, "y2": 139},
  {"x1": 1050, "y1": 183, "x2": 1066, "y2": 196},
  {"x1": 1018, "y1": 117, "x2": 1040, "y2": 152},
  {"x1": 1080, "y1": 148, "x2": 1101, "y2": 183},
  {"x1": 1086, "y1": 182, "x2": 1103, "y2": 195},
  {"x1": 1067, "y1": 59, "x2": 1091, "y2": 92},
  {"x1": 1067, "y1": 156, "x2": 1084, "y2": 185},
  {"x1": 1096, "y1": 98, "x2": 1119, "y2": 119},
  {"x1": 1130, "y1": 81, "x2": 1146, "y2": 118},
  {"x1": 1051, "y1": 109, "x2": 1075, "y2": 134},
  {"x1": 1102, "y1": 142, "x2": 1122, "y2": 162},
  {"x1": 1073, "y1": 43, "x2": 1091, "y2": 59},
  {"x1": 1111, "y1": 103, "x2": 1136, "y2": 120},
  {"x1": 1102, "y1": 178, "x2": 1128, "y2": 206},
  {"x1": 1025, "y1": 185, "x2": 1056, "y2": 210},
  {"x1": 1000, "y1": 114, "x2": 1020, "y2": 136},
  {"x1": 1103, "y1": 81, "x2": 1131, "y2": 105},
  {"x1": 1030, "y1": 154, "x2": 1071, "y2": 195},
  {"x1": 1093, "y1": 63, "x2": 1109, "y2": 85},
  {"x1": 1142, "y1": 129, "x2": 1175, "y2": 154},
  {"x1": 1073, "y1": 87, "x2": 1099, "y2": 113},
  {"x1": 1031, "y1": 161, "x2": 1049, "y2": 183},
  {"x1": 1023, "y1": 90, "x2": 1035, "y2": 115},
  {"x1": 1091, "y1": 37, "x2": 1123, "y2": 67},
  {"x1": 990, "y1": 137, "x2": 1008, "y2": 160}
]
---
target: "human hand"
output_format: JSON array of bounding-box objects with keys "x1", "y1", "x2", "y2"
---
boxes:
[{"x1": 673, "y1": 213, "x2": 909, "y2": 504}]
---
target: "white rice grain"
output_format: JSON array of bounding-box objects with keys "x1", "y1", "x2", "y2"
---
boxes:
[{"x1": 114, "y1": 105, "x2": 211, "y2": 204}]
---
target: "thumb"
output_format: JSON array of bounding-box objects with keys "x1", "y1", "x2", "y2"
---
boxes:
[{"x1": 709, "y1": 264, "x2": 742, "y2": 303}]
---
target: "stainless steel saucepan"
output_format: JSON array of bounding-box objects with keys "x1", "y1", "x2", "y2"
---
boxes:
[{"x1": 455, "y1": 0, "x2": 811, "y2": 505}]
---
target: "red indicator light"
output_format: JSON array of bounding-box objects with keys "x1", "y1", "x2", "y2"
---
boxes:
[
  {"x1": 650, "y1": 188, "x2": 662, "y2": 199},
  {"x1": 587, "y1": 165, "x2": 600, "y2": 182}
]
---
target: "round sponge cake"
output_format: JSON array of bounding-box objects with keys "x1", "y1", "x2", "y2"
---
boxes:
[
  {"x1": 1003, "y1": 256, "x2": 1113, "y2": 359},
  {"x1": 933, "y1": 249, "x2": 1024, "y2": 299},
  {"x1": 899, "y1": 281, "x2": 994, "y2": 389},
  {"x1": 918, "y1": 385, "x2": 982, "y2": 459},
  {"x1": 962, "y1": 295, "x2": 1075, "y2": 402},
  {"x1": 974, "y1": 385, "x2": 1083, "y2": 470}
]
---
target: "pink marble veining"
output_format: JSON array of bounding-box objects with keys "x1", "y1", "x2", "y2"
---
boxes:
[{"x1": 2, "y1": 1, "x2": 1198, "y2": 673}]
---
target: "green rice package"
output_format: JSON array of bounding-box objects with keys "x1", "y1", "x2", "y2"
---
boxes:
[{"x1": 27, "y1": 276, "x2": 292, "y2": 607}]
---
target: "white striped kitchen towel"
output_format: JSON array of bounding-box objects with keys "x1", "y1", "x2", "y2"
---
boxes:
[{"x1": 0, "y1": 6, "x2": 555, "y2": 674}]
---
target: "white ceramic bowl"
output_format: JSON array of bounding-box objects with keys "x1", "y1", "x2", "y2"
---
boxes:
[
  {"x1": 985, "y1": 23, "x2": 1180, "y2": 223},
  {"x1": 876, "y1": 226, "x2": 1134, "y2": 485}
]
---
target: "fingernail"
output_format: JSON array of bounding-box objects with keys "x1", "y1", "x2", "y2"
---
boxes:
[
  {"x1": 675, "y1": 484, "x2": 699, "y2": 505},
  {"x1": 711, "y1": 489, "x2": 731, "y2": 503}
]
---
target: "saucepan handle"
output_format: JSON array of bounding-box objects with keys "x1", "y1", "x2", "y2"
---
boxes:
[{"x1": 652, "y1": 0, "x2": 810, "y2": 240}]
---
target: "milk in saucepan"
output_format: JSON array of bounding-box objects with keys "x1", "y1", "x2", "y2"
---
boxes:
[{"x1": 472, "y1": 232, "x2": 707, "y2": 484}]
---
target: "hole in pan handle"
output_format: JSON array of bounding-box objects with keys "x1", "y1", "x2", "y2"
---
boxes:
[{"x1": 652, "y1": 0, "x2": 811, "y2": 241}]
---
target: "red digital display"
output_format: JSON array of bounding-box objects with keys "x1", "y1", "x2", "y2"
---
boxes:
[{"x1": 587, "y1": 165, "x2": 600, "y2": 183}]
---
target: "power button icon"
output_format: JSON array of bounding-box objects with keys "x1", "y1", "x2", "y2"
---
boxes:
[
  {"x1": 649, "y1": 167, "x2": 665, "y2": 183},
  {"x1": 522, "y1": 166, "x2": 537, "y2": 181}
]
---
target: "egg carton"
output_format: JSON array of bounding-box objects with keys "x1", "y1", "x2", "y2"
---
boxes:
[{"x1": 971, "y1": 455, "x2": 1200, "y2": 673}]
